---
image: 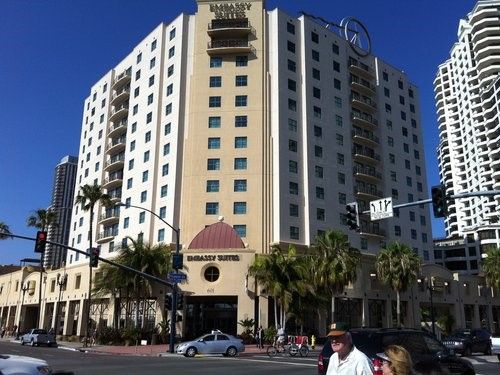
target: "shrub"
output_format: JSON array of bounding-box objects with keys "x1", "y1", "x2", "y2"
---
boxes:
[{"x1": 98, "y1": 327, "x2": 122, "y2": 345}]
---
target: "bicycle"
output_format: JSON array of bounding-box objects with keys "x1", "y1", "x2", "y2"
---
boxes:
[{"x1": 266, "y1": 341, "x2": 300, "y2": 357}]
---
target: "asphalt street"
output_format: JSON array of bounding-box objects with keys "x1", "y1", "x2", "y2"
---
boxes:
[{"x1": 0, "y1": 341, "x2": 498, "y2": 374}]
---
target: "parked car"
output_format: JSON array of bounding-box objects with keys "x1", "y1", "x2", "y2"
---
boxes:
[
  {"x1": 318, "y1": 328, "x2": 474, "y2": 375},
  {"x1": 176, "y1": 331, "x2": 245, "y2": 357},
  {"x1": 20, "y1": 329, "x2": 57, "y2": 347},
  {"x1": 491, "y1": 331, "x2": 500, "y2": 361},
  {"x1": 442, "y1": 328, "x2": 491, "y2": 356},
  {"x1": 0, "y1": 354, "x2": 52, "y2": 374}
]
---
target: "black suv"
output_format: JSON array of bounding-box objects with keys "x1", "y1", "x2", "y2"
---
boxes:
[
  {"x1": 442, "y1": 329, "x2": 492, "y2": 356},
  {"x1": 318, "y1": 328, "x2": 474, "y2": 375}
]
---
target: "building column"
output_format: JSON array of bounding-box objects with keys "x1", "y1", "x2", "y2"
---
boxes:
[
  {"x1": 361, "y1": 295, "x2": 369, "y2": 327},
  {"x1": 62, "y1": 301, "x2": 71, "y2": 336},
  {"x1": 385, "y1": 299, "x2": 393, "y2": 328},
  {"x1": 454, "y1": 301, "x2": 465, "y2": 329},
  {"x1": 473, "y1": 303, "x2": 481, "y2": 328},
  {"x1": 51, "y1": 301, "x2": 58, "y2": 329}
]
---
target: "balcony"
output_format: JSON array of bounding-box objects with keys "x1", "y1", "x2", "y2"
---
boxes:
[
  {"x1": 351, "y1": 75, "x2": 376, "y2": 96},
  {"x1": 360, "y1": 224, "x2": 386, "y2": 239},
  {"x1": 108, "y1": 119, "x2": 127, "y2": 138},
  {"x1": 353, "y1": 149, "x2": 380, "y2": 165},
  {"x1": 98, "y1": 210, "x2": 120, "y2": 225},
  {"x1": 110, "y1": 84, "x2": 130, "y2": 105},
  {"x1": 352, "y1": 129, "x2": 379, "y2": 147},
  {"x1": 355, "y1": 185, "x2": 383, "y2": 199},
  {"x1": 113, "y1": 70, "x2": 131, "y2": 89},
  {"x1": 106, "y1": 136, "x2": 126, "y2": 154},
  {"x1": 353, "y1": 165, "x2": 382, "y2": 183},
  {"x1": 207, "y1": 19, "x2": 253, "y2": 38},
  {"x1": 348, "y1": 62, "x2": 374, "y2": 79},
  {"x1": 351, "y1": 112, "x2": 378, "y2": 129},
  {"x1": 96, "y1": 228, "x2": 118, "y2": 243},
  {"x1": 207, "y1": 39, "x2": 254, "y2": 55},
  {"x1": 351, "y1": 93, "x2": 377, "y2": 113},
  {"x1": 107, "y1": 187, "x2": 122, "y2": 202},
  {"x1": 102, "y1": 172, "x2": 123, "y2": 189},
  {"x1": 104, "y1": 154, "x2": 125, "y2": 172},
  {"x1": 109, "y1": 103, "x2": 129, "y2": 122}
]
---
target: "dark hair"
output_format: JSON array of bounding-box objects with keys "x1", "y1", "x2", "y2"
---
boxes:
[{"x1": 413, "y1": 360, "x2": 449, "y2": 375}]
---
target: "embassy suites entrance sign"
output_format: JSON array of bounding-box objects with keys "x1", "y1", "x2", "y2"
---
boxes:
[
  {"x1": 210, "y1": 3, "x2": 252, "y2": 19},
  {"x1": 187, "y1": 254, "x2": 240, "y2": 261}
]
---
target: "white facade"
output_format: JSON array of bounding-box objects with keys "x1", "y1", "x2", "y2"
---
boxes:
[{"x1": 434, "y1": 0, "x2": 500, "y2": 272}]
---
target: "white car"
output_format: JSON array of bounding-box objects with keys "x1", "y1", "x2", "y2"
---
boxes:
[
  {"x1": 176, "y1": 331, "x2": 245, "y2": 357},
  {"x1": 492, "y1": 333, "x2": 500, "y2": 361},
  {"x1": 0, "y1": 354, "x2": 52, "y2": 374}
]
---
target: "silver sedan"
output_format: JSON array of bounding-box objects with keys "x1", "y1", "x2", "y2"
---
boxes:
[{"x1": 176, "y1": 332, "x2": 245, "y2": 357}]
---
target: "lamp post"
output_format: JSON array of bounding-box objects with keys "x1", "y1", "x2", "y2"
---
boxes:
[
  {"x1": 56, "y1": 273, "x2": 67, "y2": 335},
  {"x1": 19, "y1": 283, "x2": 29, "y2": 337},
  {"x1": 418, "y1": 277, "x2": 436, "y2": 336},
  {"x1": 115, "y1": 202, "x2": 180, "y2": 353}
]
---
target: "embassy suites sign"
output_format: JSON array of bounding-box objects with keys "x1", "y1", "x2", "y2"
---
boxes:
[
  {"x1": 209, "y1": 2, "x2": 252, "y2": 19},
  {"x1": 187, "y1": 254, "x2": 240, "y2": 261}
]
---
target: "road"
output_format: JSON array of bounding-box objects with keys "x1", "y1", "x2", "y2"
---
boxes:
[{"x1": 0, "y1": 341, "x2": 498, "y2": 374}]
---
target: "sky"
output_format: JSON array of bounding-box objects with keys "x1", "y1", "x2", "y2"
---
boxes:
[{"x1": 0, "y1": 0, "x2": 478, "y2": 265}]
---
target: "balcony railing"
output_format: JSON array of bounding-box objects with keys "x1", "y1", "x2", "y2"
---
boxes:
[
  {"x1": 353, "y1": 165, "x2": 382, "y2": 180},
  {"x1": 351, "y1": 112, "x2": 378, "y2": 127},
  {"x1": 352, "y1": 129, "x2": 379, "y2": 144},
  {"x1": 97, "y1": 228, "x2": 119, "y2": 240},
  {"x1": 355, "y1": 185, "x2": 383, "y2": 198}
]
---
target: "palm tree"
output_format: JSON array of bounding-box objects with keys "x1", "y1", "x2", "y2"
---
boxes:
[
  {"x1": 74, "y1": 184, "x2": 112, "y2": 345},
  {"x1": 481, "y1": 247, "x2": 500, "y2": 290},
  {"x1": 0, "y1": 221, "x2": 12, "y2": 239},
  {"x1": 27, "y1": 209, "x2": 58, "y2": 232},
  {"x1": 375, "y1": 241, "x2": 421, "y2": 328},
  {"x1": 93, "y1": 237, "x2": 172, "y2": 328},
  {"x1": 311, "y1": 230, "x2": 361, "y2": 324}
]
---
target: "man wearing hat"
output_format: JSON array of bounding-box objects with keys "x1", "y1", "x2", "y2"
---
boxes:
[{"x1": 326, "y1": 322, "x2": 373, "y2": 374}]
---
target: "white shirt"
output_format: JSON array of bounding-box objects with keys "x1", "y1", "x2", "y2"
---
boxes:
[
  {"x1": 326, "y1": 346, "x2": 373, "y2": 375},
  {"x1": 277, "y1": 328, "x2": 285, "y2": 337}
]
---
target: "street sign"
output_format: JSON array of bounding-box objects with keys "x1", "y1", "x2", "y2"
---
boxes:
[
  {"x1": 168, "y1": 272, "x2": 187, "y2": 283},
  {"x1": 370, "y1": 197, "x2": 393, "y2": 221}
]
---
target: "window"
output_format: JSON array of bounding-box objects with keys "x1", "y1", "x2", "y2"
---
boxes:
[
  {"x1": 289, "y1": 160, "x2": 298, "y2": 173},
  {"x1": 234, "y1": 157, "x2": 247, "y2": 170},
  {"x1": 158, "y1": 229, "x2": 165, "y2": 242},
  {"x1": 235, "y1": 95, "x2": 247, "y2": 106},
  {"x1": 139, "y1": 211, "x2": 145, "y2": 223},
  {"x1": 288, "y1": 59, "x2": 296, "y2": 72},
  {"x1": 289, "y1": 182, "x2": 298, "y2": 195},
  {"x1": 333, "y1": 60, "x2": 340, "y2": 72},
  {"x1": 313, "y1": 106, "x2": 322, "y2": 118},
  {"x1": 235, "y1": 115, "x2": 247, "y2": 127},
  {"x1": 135, "y1": 70, "x2": 141, "y2": 81},
  {"x1": 142, "y1": 170, "x2": 148, "y2": 182},
  {"x1": 312, "y1": 50, "x2": 320, "y2": 61},
  {"x1": 167, "y1": 65, "x2": 174, "y2": 77},
  {"x1": 336, "y1": 133, "x2": 343, "y2": 145},
  {"x1": 209, "y1": 76, "x2": 222, "y2": 87},
  {"x1": 140, "y1": 191, "x2": 147, "y2": 203},
  {"x1": 233, "y1": 202, "x2": 247, "y2": 214},
  {"x1": 316, "y1": 186, "x2": 324, "y2": 199},
  {"x1": 314, "y1": 125, "x2": 322, "y2": 137},
  {"x1": 166, "y1": 84, "x2": 173, "y2": 96},
  {"x1": 385, "y1": 103, "x2": 391, "y2": 113},
  {"x1": 288, "y1": 99, "x2": 297, "y2": 111},
  {"x1": 134, "y1": 87, "x2": 140, "y2": 98},
  {"x1": 388, "y1": 136, "x2": 394, "y2": 147},
  {"x1": 160, "y1": 185, "x2": 168, "y2": 197},
  {"x1": 290, "y1": 226, "x2": 299, "y2": 240},
  {"x1": 338, "y1": 192, "x2": 346, "y2": 204},
  {"x1": 146, "y1": 112, "x2": 152, "y2": 123},
  {"x1": 287, "y1": 22, "x2": 295, "y2": 34},
  {"x1": 235, "y1": 56, "x2": 247, "y2": 66},
  {"x1": 390, "y1": 171, "x2": 397, "y2": 182},
  {"x1": 206, "y1": 202, "x2": 219, "y2": 215},
  {"x1": 145, "y1": 131, "x2": 151, "y2": 142},
  {"x1": 403, "y1": 143, "x2": 409, "y2": 153},
  {"x1": 287, "y1": 41, "x2": 295, "y2": 53},
  {"x1": 395, "y1": 226, "x2": 401, "y2": 236},
  {"x1": 384, "y1": 87, "x2": 390, "y2": 98},
  {"x1": 170, "y1": 28, "x2": 176, "y2": 40},
  {"x1": 315, "y1": 166, "x2": 323, "y2": 178},
  {"x1": 162, "y1": 163, "x2": 169, "y2": 176},
  {"x1": 168, "y1": 46, "x2": 175, "y2": 58},
  {"x1": 405, "y1": 159, "x2": 411, "y2": 169},
  {"x1": 334, "y1": 79, "x2": 341, "y2": 90},
  {"x1": 383, "y1": 71, "x2": 389, "y2": 81},
  {"x1": 209, "y1": 96, "x2": 221, "y2": 107},
  {"x1": 235, "y1": 136, "x2": 247, "y2": 148},
  {"x1": 235, "y1": 75, "x2": 247, "y2": 86},
  {"x1": 149, "y1": 75, "x2": 155, "y2": 87},
  {"x1": 234, "y1": 179, "x2": 247, "y2": 192},
  {"x1": 233, "y1": 225, "x2": 246, "y2": 237},
  {"x1": 332, "y1": 43, "x2": 339, "y2": 54},
  {"x1": 136, "y1": 53, "x2": 142, "y2": 64},
  {"x1": 408, "y1": 88, "x2": 414, "y2": 98},
  {"x1": 389, "y1": 153, "x2": 395, "y2": 164},
  {"x1": 288, "y1": 118, "x2": 297, "y2": 132},
  {"x1": 335, "y1": 97, "x2": 342, "y2": 108},
  {"x1": 290, "y1": 204, "x2": 299, "y2": 217},
  {"x1": 289, "y1": 139, "x2": 298, "y2": 152},
  {"x1": 401, "y1": 111, "x2": 407, "y2": 120},
  {"x1": 337, "y1": 153, "x2": 344, "y2": 165},
  {"x1": 208, "y1": 137, "x2": 220, "y2": 149},
  {"x1": 414, "y1": 150, "x2": 420, "y2": 159},
  {"x1": 312, "y1": 68, "x2": 320, "y2": 80},
  {"x1": 210, "y1": 56, "x2": 222, "y2": 68},
  {"x1": 151, "y1": 39, "x2": 157, "y2": 51},
  {"x1": 288, "y1": 79, "x2": 296, "y2": 91},
  {"x1": 317, "y1": 208, "x2": 325, "y2": 221},
  {"x1": 315, "y1": 145, "x2": 323, "y2": 158},
  {"x1": 406, "y1": 176, "x2": 412, "y2": 187},
  {"x1": 150, "y1": 57, "x2": 156, "y2": 69},
  {"x1": 159, "y1": 206, "x2": 166, "y2": 218},
  {"x1": 130, "y1": 140, "x2": 136, "y2": 151},
  {"x1": 413, "y1": 134, "x2": 418, "y2": 144},
  {"x1": 127, "y1": 178, "x2": 133, "y2": 189},
  {"x1": 338, "y1": 172, "x2": 345, "y2": 184},
  {"x1": 132, "y1": 104, "x2": 138, "y2": 115},
  {"x1": 128, "y1": 159, "x2": 134, "y2": 170},
  {"x1": 398, "y1": 80, "x2": 404, "y2": 89},
  {"x1": 409, "y1": 211, "x2": 415, "y2": 222},
  {"x1": 163, "y1": 143, "x2": 170, "y2": 155},
  {"x1": 392, "y1": 189, "x2": 399, "y2": 199},
  {"x1": 209, "y1": 116, "x2": 221, "y2": 128},
  {"x1": 207, "y1": 158, "x2": 220, "y2": 170},
  {"x1": 165, "y1": 123, "x2": 171, "y2": 135},
  {"x1": 399, "y1": 95, "x2": 405, "y2": 105},
  {"x1": 313, "y1": 87, "x2": 321, "y2": 99},
  {"x1": 206, "y1": 180, "x2": 219, "y2": 192}
]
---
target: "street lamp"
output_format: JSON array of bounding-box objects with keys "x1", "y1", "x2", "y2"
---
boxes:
[
  {"x1": 418, "y1": 277, "x2": 436, "y2": 336},
  {"x1": 19, "y1": 283, "x2": 29, "y2": 337},
  {"x1": 56, "y1": 273, "x2": 67, "y2": 335},
  {"x1": 115, "y1": 202, "x2": 181, "y2": 353}
]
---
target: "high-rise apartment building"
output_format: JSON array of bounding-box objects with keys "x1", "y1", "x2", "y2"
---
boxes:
[
  {"x1": 62, "y1": 0, "x2": 433, "y2": 336},
  {"x1": 434, "y1": 0, "x2": 500, "y2": 273},
  {"x1": 45, "y1": 155, "x2": 78, "y2": 269}
]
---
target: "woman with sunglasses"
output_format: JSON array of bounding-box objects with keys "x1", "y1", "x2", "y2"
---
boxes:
[{"x1": 376, "y1": 345, "x2": 412, "y2": 375}]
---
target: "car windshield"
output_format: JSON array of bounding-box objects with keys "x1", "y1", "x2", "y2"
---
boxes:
[
  {"x1": 33, "y1": 329, "x2": 47, "y2": 334},
  {"x1": 451, "y1": 331, "x2": 471, "y2": 338}
]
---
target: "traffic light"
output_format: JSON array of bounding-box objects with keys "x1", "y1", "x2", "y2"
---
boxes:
[
  {"x1": 34, "y1": 231, "x2": 47, "y2": 253},
  {"x1": 172, "y1": 253, "x2": 183, "y2": 270},
  {"x1": 345, "y1": 203, "x2": 360, "y2": 231},
  {"x1": 90, "y1": 246, "x2": 100, "y2": 267},
  {"x1": 431, "y1": 185, "x2": 447, "y2": 218},
  {"x1": 177, "y1": 294, "x2": 183, "y2": 310},
  {"x1": 164, "y1": 294, "x2": 172, "y2": 311}
]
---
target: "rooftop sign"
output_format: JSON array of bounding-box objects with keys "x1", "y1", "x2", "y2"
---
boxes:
[{"x1": 210, "y1": 3, "x2": 252, "y2": 19}]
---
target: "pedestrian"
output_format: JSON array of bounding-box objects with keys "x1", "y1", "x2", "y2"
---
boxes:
[
  {"x1": 326, "y1": 322, "x2": 373, "y2": 375},
  {"x1": 91, "y1": 328, "x2": 98, "y2": 347},
  {"x1": 1, "y1": 326, "x2": 5, "y2": 338},
  {"x1": 257, "y1": 326, "x2": 264, "y2": 349},
  {"x1": 376, "y1": 345, "x2": 412, "y2": 375}
]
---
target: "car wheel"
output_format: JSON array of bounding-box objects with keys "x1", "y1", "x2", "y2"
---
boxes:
[
  {"x1": 484, "y1": 345, "x2": 491, "y2": 355},
  {"x1": 226, "y1": 346, "x2": 237, "y2": 357},
  {"x1": 20, "y1": 338, "x2": 24, "y2": 346},
  {"x1": 185, "y1": 347, "x2": 197, "y2": 357},
  {"x1": 463, "y1": 346, "x2": 472, "y2": 357}
]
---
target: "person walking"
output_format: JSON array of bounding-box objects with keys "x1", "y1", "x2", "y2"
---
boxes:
[
  {"x1": 257, "y1": 326, "x2": 264, "y2": 349},
  {"x1": 326, "y1": 322, "x2": 373, "y2": 375},
  {"x1": 376, "y1": 345, "x2": 412, "y2": 375}
]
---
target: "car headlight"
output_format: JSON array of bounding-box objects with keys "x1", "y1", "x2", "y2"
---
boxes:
[{"x1": 37, "y1": 365, "x2": 52, "y2": 375}]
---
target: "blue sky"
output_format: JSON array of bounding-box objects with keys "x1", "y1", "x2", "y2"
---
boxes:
[{"x1": 0, "y1": 0, "x2": 476, "y2": 264}]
